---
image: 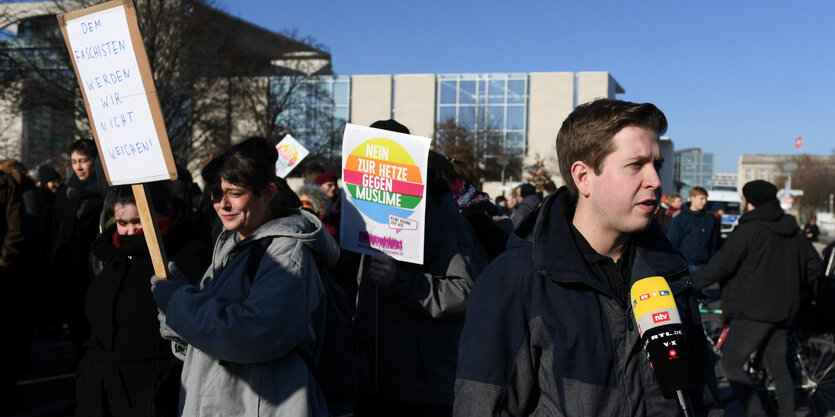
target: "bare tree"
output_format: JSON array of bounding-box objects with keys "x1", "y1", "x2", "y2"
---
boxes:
[
  {"x1": 1, "y1": 0, "x2": 332, "y2": 173},
  {"x1": 525, "y1": 153, "x2": 554, "y2": 191},
  {"x1": 774, "y1": 155, "x2": 835, "y2": 214},
  {"x1": 433, "y1": 117, "x2": 522, "y2": 183}
]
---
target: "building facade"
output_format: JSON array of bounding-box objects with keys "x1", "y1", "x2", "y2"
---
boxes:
[{"x1": 674, "y1": 148, "x2": 715, "y2": 195}]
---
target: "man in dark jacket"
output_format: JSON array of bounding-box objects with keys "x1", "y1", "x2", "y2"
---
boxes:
[
  {"x1": 49, "y1": 139, "x2": 104, "y2": 364},
  {"x1": 510, "y1": 183, "x2": 541, "y2": 227},
  {"x1": 668, "y1": 187, "x2": 718, "y2": 274},
  {"x1": 356, "y1": 121, "x2": 480, "y2": 417},
  {"x1": 694, "y1": 179, "x2": 822, "y2": 417},
  {"x1": 454, "y1": 99, "x2": 722, "y2": 416}
]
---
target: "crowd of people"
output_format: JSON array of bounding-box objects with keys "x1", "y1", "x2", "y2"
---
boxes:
[{"x1": 0, "y1": 99, "x2": 831, "y2": 417}]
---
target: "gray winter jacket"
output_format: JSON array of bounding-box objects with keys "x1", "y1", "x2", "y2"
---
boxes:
[{"x1": 161, "y1": 209, "x2": 339, "y2": 417}]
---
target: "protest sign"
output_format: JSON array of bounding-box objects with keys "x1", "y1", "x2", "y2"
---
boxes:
[
  {"x1": 275, "y1": 134, "x2": 310, "y2": 178},
  {"x1": 340, "y1": 123, "x2": 431, "y2": 264},
  {"x1": 58, "y1": 0, "x2": 175, "y2": 277},
  {"x1": 58, "y1": 0, "x2": 177, "y2": 186}
]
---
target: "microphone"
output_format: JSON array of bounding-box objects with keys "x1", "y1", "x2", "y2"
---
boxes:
[{"x1": 630, "y1": 276, "x2": 695, "y2": 398}]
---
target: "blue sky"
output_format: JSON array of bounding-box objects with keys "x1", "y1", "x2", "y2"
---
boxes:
[{"x1": 221, "y1": 0, "x2": 834, "y2": 172}]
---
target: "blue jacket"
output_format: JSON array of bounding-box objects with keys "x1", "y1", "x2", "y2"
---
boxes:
[
  {"x1": 667, "y1": 205, "x2": 718, "y2": 265},
  {"x1": 454, "y1": 188, "x2": 722, "y2": 417}
]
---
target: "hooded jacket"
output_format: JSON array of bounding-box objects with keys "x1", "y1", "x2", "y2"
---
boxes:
[
  {"x1": 667, "y1": 205, "x2": 718, "y2": 265},
  {"x1": 454, "y1": 188, "x2": 722, "y2": 417},
  {"x1": 693, "y1": 199, "x2": 822, "y2": 324},
  {"x1": 161, "y1": 209, "x2": 339, "y2": 417}
]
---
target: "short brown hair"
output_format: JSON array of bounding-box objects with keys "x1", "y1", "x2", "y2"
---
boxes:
[
  {"x1": 689, "y1": 187, "x2": 708, "y2": 198},
  {"x1": 556, "y1": 99, "x2": 667, "y2": 198}
]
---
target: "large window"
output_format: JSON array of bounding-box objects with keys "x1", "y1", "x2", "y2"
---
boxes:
[
  {"x1": 272, "y1": 75, "x2": 350, "y2": 160},
  {"x1": 436, "y1": 73, "x2": 528, "y2": 154}
]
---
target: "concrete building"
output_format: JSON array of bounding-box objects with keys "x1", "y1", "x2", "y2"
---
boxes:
[{"x1": 280, "y1": 72, "x2": 624, "y2": 196}]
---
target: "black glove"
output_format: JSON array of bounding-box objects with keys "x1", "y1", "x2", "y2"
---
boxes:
[{"x1": 151, "y1": 261, "x2": 189, "y2": 313}]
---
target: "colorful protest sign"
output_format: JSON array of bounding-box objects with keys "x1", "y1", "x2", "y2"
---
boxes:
[
  {"x1": 340, "y1": 124, "x2": 431, "y2": 264},
  {"x1": 58, "y1": 0, "x2": 177, "y2": 185},
  {"x1": 274, "y1": 134, "x2": 309, "y2": 178}
]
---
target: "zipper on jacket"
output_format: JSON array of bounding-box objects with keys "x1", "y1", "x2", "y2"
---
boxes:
[{"x1": 616, "y1": 268, "x2": 633, "y2": 332}]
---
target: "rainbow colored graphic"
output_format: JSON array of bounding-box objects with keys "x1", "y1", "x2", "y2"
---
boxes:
[
  {"x1": 276, "y1": 144, "x2": 299, "y2": 167},
  {"x1": 343, "y1": 138, "x2": 424, "y2": 224}
]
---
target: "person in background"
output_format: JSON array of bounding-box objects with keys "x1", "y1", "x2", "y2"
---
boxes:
[
  {"x1": 75, "y1": 184, "x2": 211, "y2": 417},
  {"x1": 151, "y1": 137, "x2": 338, "y2": 416},
  {"x1": 694, "y1": 180, "x2": 822, "y2": 417},
  {"x1": 315, "y1": 171, "x2": 342, "y2": 240},
  {"x1": 803, "y1": 215, "x2": 820, "y2": 242},
  {"x1": 509, "y1": 183, "x2": 541, "y2": 227},
  {"x1": 667, "y1": 187, "x2": 718, "y2": 274},
  {"x1": 454, "y1": 99, "x2": 721, "y2": 416},
  {"x1": 662, "y1": 194, "x2": 682, "y2": 233},
  {"x1": 355, "y1": 120, "x2": 480, "y2": 417},
  {"x1": 0, "y1": 169, "x2": 26, "y2": 412},
  {"x1": 298, "y1": 183, "x2": 335, "y2": 237},
  {"x1": 0, "y1": 160, "x2": 46, "y2": 388},
  {"x1": 49, "y1": 139, "x2": 104, "y2": 365},
  {"x1": 494, "y1": 195, "x2": 508, "y2": 216}
]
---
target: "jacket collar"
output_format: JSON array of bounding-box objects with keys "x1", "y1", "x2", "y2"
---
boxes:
[{"x1": 518, "y1": 187, "x2": 688, "y2": 296}]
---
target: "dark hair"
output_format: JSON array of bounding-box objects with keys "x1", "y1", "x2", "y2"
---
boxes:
[
  {"x1": 201, "y1": 137, "x2": 278, "y2": 197},
  {"x1": 103, "y1": 182, "x2": 171, "y2": 219},
  {"x1": 68, "y1": 138, "x2": 98, "y2": 159},
  {"x1": 556, "y1": 99, "x2": 667, "y2": 198}
]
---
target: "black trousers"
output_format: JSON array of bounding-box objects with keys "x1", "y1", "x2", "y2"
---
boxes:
[{"x1": 720, "y1": 318, "x2": 794, "y2": 417}]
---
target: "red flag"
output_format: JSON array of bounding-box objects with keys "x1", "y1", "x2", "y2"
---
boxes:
[{"x1": 795, "y1": 136, "x2": 803, "y2": 148}]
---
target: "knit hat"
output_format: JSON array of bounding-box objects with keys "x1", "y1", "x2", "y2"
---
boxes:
[
  {"x1": 370, "y1": 119, "x2": 410, "y2": 135},
  {"x1": 38, "y1": 165, "x2": 60, "y2": 183},
  {"x1": 518, "y1": 183, "x2": 537, "y2": 198},
  {"x1": 742, "y1": 180, "x2": 778, "y2": 207},
  {"x1": 315, "y1": 172, "x2": 338, "y2": 185}
]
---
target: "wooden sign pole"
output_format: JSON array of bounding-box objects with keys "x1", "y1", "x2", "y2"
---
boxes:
[{"x1": 132, "y1": 183, "x2": 169, "y2": 278}]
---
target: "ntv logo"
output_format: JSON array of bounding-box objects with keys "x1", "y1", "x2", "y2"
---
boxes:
[{"x1": 652, "y1": 312, "x2": 670, "y2": 323}]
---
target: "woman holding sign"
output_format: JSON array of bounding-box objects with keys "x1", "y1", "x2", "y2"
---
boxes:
[
  {"x1": 75, "y1": 183, "x2": 210, "y2": 417},
  {"x1": 151, "y1": 137, "x2": 339, "y2": 416}
]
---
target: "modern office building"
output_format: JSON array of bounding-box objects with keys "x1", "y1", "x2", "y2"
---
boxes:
[
  {"x1": 674, "y1": 148, "x2": 715, "y2": 195},
  {"x1": 278, "y1": 72, "x2": 623, "y2": 189}
]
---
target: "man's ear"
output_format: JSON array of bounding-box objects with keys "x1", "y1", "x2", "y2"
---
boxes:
[{"x1": 571, "y1": 161, "x2": 593, "y2": 198}]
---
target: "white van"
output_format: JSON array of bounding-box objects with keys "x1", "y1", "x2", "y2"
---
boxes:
[{"x1": 707, "y1": 189, "x2": 743, "y2": 239}]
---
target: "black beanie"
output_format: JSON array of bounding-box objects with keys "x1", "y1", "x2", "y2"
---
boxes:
[
  {"x1": 38, "y1": 165, "x2": 60, "y2": 183},
  {"x1": 518, "y1": 183, "x2": 537, "y2": 198},
  {"x1": 742, "y1": 180, "x2": 778, "y2": 207},
  {"x1": 370, "y1": 119, "x2": 410, "y2": 135}
]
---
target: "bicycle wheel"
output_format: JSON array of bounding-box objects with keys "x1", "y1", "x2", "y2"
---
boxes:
[{"x1": 800, "y1": 337, "x2": 835, "y2": 417}]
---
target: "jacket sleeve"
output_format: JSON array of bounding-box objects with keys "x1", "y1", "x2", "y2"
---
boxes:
[
  {"x1": 0, "y1": 175, "x2": 25, "y2": 269},
  {"x1": 385, "y1": 209, "x2": 478, "y2": 320},
  {"x1": 454, "y1": 256, "x2": 535, "y2": 416},
  {"x1": 692, "y1": 228, "x2": 749, "y2": 290},
  {"x1": 164, "y1": 238, "x2": 323, "y2": 364}
]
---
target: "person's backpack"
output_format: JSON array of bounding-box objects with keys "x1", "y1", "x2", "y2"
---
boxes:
[{"x1": 246, "y1": 237, "x2": 358, "y2": 413}]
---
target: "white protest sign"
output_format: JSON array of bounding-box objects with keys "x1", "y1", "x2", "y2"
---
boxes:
[
  {"x1": 339, "y1": 123, "x2": 431, "y2": 264},
  {"x1": 59, "y1": 0, "x2": 177, "y2": 185},
  {"x1": 275, "y1": 134, "x2": 310, "y2": 178}
]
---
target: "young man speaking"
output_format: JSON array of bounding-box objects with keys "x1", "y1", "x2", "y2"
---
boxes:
[{"x1": 454, "y1": 99, "x2": 722, "y2": 416}]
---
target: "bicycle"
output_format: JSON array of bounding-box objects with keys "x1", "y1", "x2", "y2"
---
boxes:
[{"x1": 699, "y1": 305, "x2": 835, "y2": 417}]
